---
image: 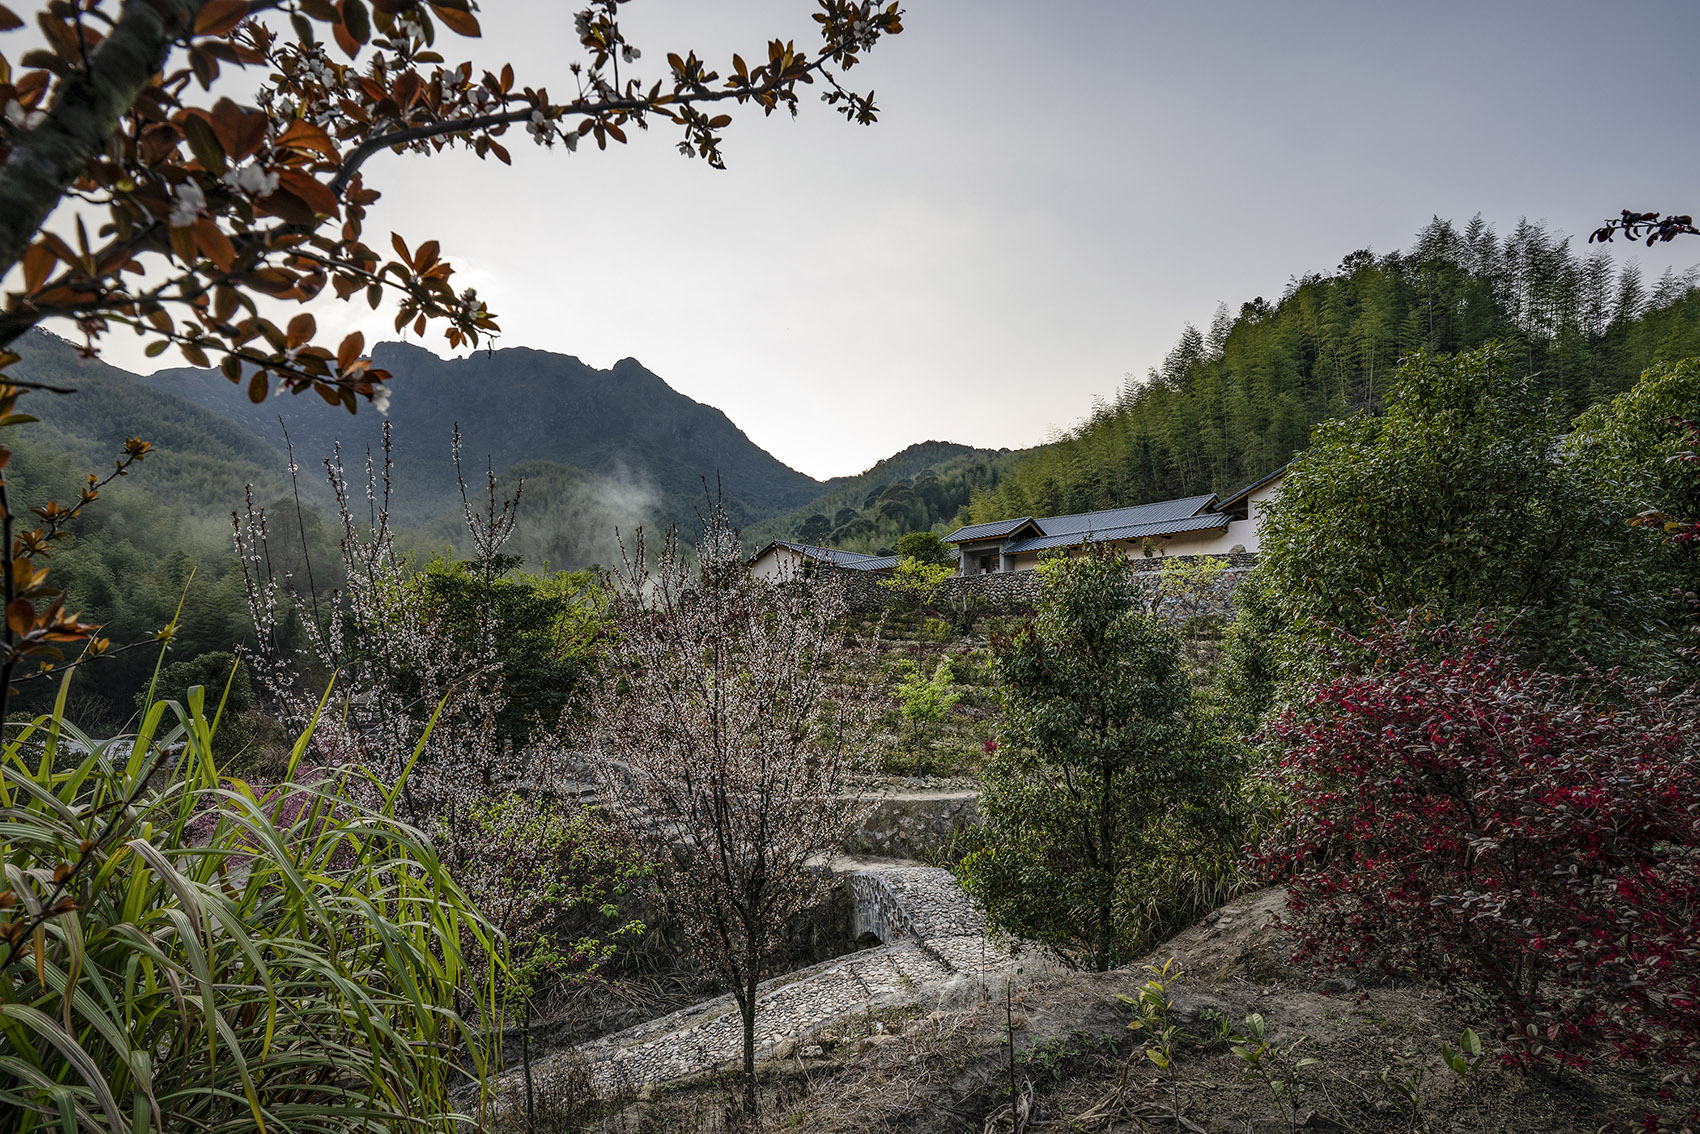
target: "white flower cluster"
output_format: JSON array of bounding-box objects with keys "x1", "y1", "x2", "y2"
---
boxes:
[
  {"x1": 379, "y1": 15, "x2": 425, "y2": 52},
  {"x1": 369, "y1": 384, "x2": 392, "y2": 415},
  {"x1": 621, "y1": 44, "x2": 640, "y2": 63},
  {"x1": 525, "y1": 107, "x2": 552, "y2": 143},
  {"x1": 839, "y1": 2, "x2": 883, "y2": 51},
  {"x1": 573, "y1": 9, "x2": 593, "y2": 38},
  {"x1": 467, "y1": 85, "x2": 493, "y2": 112},
  {"x1": 4, "y1": 98, "x2": 46, "y2": 130},
  {"x1": 168, "y1": 180, "x2": 205, "y2": 228},
  {"x1": 221, "y1": 163, "x2": 279, "y2": 198},
  {"x1": 298, "y1": 46, "x2": 336, "y2": 88}
]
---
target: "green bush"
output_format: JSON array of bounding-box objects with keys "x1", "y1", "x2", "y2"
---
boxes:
[
  {"x1": 0, "y1": 678, "x2": 501, "y2": 1131},
  {"x1": 1255, "y1": 344, "x2": 1688, "y2": 687},
  {"x1": 956, "y1": 547, "x2": 1244, "y2": 970}
]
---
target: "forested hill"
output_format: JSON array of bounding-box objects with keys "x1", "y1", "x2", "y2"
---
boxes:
[
  {"x1": 964, "y1": 216, "x2": 1700, "y2": 525},
  {"x1": 147, "y1": 341, "x2": 826, "y2": 531},
  {"x1": 741, "y1": 441, "x2": 1025, "y2": 556},
  {"x1": 7, "y1": 329, "x2": 287, "y2": 514}
]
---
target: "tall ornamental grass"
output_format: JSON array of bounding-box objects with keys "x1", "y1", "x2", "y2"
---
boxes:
[{"x1": 0, "y1": 676, "x2": 501, "y2": 1132}]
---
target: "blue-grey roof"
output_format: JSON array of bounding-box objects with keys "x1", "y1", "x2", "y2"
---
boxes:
[
  {"x1": 1001, "y1": 511, "x2": 1230, "y2": 555},
  {"x1": 1034, "y1": 494, "x2": 1217, "y2": 536},
  {"x1": 1216, "y1": 465, "x2": 1289, "y2": 511},
  {"x1": 944, "y1": 493, "x2": 1217, "y2": 545},
  {"x1": 759, "y1": 541, "x2": 885, "y2": 568},
  {"x1": 750, "y1": 542, "x2": 958, "y2": 573},
  {"x1": 945, "y1": 516, "x2": 1040, "y2": 543}
]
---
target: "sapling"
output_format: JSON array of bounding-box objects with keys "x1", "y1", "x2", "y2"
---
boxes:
[
  {"x1": 1227, "y1": 1013, "x2": 1319, "y2": 1134},
  {"x1": 894, "y1": 656, "x2": 961, "y2": 775},
  {"x1": 1121, "y1": 958, "x2": 1184, "y2": 1122}
]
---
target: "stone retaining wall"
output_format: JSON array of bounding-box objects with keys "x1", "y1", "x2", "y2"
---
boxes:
[
  {"x1": 835, "y1": 552, "x2": 1259, "y2": 620},
  {"x1": 842, "y1": 791, "x2": 979, "y2": 861}
]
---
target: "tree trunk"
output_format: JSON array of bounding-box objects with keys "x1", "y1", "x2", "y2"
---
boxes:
[
  {"x1": 1095, "y1": 763, "x2": 1115, "y2": 972},
  {"x1": 0, "y1": 0, "x2": 208, "y2": 295},
  {"x1": 521, "y1": 999, "x2": 535, "y2": 1131},
  {"x1": 740, "y1": 974, "x2": 759, "y2": 1120}
]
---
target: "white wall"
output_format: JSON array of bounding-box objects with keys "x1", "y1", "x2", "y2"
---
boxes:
[{"x1": 750, "y1": 546, "x2": 807, "y2": 582}]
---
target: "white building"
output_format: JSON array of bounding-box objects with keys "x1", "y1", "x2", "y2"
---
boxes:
[{"x1": 942, "y1": 466, "x2": 1285, "y2": 575}]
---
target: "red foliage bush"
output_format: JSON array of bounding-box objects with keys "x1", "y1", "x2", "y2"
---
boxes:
[{"x1": 1258, "y1": 619, "x2": 1700, "y2": 1068}]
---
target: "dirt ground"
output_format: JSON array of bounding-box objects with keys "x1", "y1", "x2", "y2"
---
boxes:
[{"x1": 573, "y1": 887, "x2": 1698, "y2": 1134}]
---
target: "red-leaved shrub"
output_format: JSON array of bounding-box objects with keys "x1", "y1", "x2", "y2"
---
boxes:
[{"x1": 1259, "y1": 619, "x2": 1700, "y2": 1068}]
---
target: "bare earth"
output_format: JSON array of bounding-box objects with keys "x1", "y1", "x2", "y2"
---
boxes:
[{"x1": 595, "y1": 886, "x2": 1699, "y2": 1133}]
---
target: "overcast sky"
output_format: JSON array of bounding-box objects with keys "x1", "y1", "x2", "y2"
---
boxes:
[{"x1": 100, "y1": 1, "x2": 1700, "y2": 479}]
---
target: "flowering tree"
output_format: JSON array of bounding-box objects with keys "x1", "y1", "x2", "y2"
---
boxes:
[
  {"x1": 1259, "y1": 616, "x2": 1700, "y2": 1069},
  {"x1": 584, "y1": 507, "x2": 882, "y2": 1118},
  {"x1": 0, "y1": 0, "x2": 904, "y2": 713}
]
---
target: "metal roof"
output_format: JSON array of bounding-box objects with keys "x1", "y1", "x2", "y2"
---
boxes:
[
  {"x1": 944, "y1": 493, "x2": 1218, "y2": 545},
  {"x1": 754, "y1": 541, "x2": 885, "y2": 568},
  {"x1": 944, "y1": 516, "x2": 1040, "y2": 543},
  {"x1": 748, "y1": 543, "x2": 958, "y2": 573},
  {"x1": 1035, "y1": 494, "x2": 1217, "y2": 536},
  {"x1": 1001, "y1": 511, "x2": 1230, "y2": 554},
  {"x1": 1216, "y1": 465, "x2": 1289, "y2": 512}
]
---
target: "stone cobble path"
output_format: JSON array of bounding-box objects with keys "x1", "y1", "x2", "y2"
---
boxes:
[{"x1": 509, "y1": 859, "x2": 1025, "y2": 1096}]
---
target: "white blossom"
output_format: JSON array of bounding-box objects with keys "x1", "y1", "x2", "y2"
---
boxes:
[
  {"x1": 5, "y1": 99, "x2": 46, "y2": 130},
  {"x1": 168, "y1": 180, "x2": 206, "y2": 228},
  {"x1": 221, "y1": 163, "x2": 279, "y2": 198},
  {"x1": 621, "y1": 44, "x2": 640, "y2": 62},
  {"x1": 369, "y1": 384, "x2": 392, "y2": 415}
]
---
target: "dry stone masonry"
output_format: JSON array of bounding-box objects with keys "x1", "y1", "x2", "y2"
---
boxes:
[
  {"x1": 511, "y1": 859, "x2": 1027, "y2": 1097},
  {"x1": 834, "y1": 551, "x2": 1258, "y2": 619}
]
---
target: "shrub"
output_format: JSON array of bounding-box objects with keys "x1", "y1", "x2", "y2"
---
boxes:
[
  {"x1": 1255, "y1": 344, "x2": 1688, "y2": 686},
  {"x1": 0, "y1": 679, "x2": 501, "y2": 1129},
  {"x1": 957, "y1": 545, "x2": 1243, "y2": 970},
  {"x1": 1259, "y1": 618, "x2": 1700, "y2": 1069}
]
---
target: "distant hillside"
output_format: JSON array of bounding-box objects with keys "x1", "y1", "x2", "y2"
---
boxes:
[
  {"x1": 966, "y1": 216, "x2": 1700, "y2": 525},
  {"x1": 147, "y1": 342, "x2": 826, "y2": 539},
  {"x1": 742, "y1": 441, "x2": 1026, "y2": 555},
  {"x1": 9, "y1": 330, "x2": 287, "y2": 515}
]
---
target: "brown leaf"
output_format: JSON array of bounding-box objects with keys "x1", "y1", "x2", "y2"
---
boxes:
[
  {"x1": 430, "y1": 3, "x2": 480, "y2": 37},
  {"x1": 275, "y1": 118, "x2": 341, "y2": 162},
  {"x1": 340, "y1": 0, "x2": 371, "y2": 45},
  {"x1": 273, "y1": 169, "x2": 340, "y2": 218},
  {"x1": 287, "y1": 313, "x2": 316, "y2": 347},
  {"x1": 181, "y1": 114, "x2": 227, "y2": 175},
  {"x1": 6, "y1": 598, "x2": 34, "y2": 639},
  {"x1": 0, "y1": 6, "x2": 23, "y2": 32},
  {"x1": 193, "y1": 0, "x2": 250, "y2": 36},
  {"x1": 20, "y1": 243, "x2": 53, "y2": 294},
  {"x1": 336, "y1": 330, "x2": 365, "y2": 371},
  {"x1": 193, "y1": 218, "x2": 236, "y2": 272}
]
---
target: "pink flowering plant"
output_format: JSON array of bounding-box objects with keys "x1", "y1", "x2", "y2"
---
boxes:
[{"x1": 1258, "y1": 616, "x2": 1700, "y2": 1069}]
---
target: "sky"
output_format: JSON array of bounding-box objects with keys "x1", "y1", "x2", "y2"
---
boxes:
[{"x1": 87, "y1": 1, "x2": 1700, "y2": 480}]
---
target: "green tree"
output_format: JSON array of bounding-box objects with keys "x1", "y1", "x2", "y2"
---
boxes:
[
  {"x1": 1254, "y1": 343, "x2": 1686, "y2": 687},
  {"x1": 896, "y1": 529, "x2": 953, "y2": 566},
  {"x1": 414, "y1": 555, "x2": 604, "y2": 751},
  {"x1": 878, "y1": 553, "x2": 955, "y2": 666},
  {"x1": 957, "y1": 546, "x2": 1233, "y2": 971},
  {"x1": 893, "y1": 655, "x2": 960, "y2": 775},
  {"x1": 1570, "y1": 357, "x2": 1700, "y2": 531}
]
